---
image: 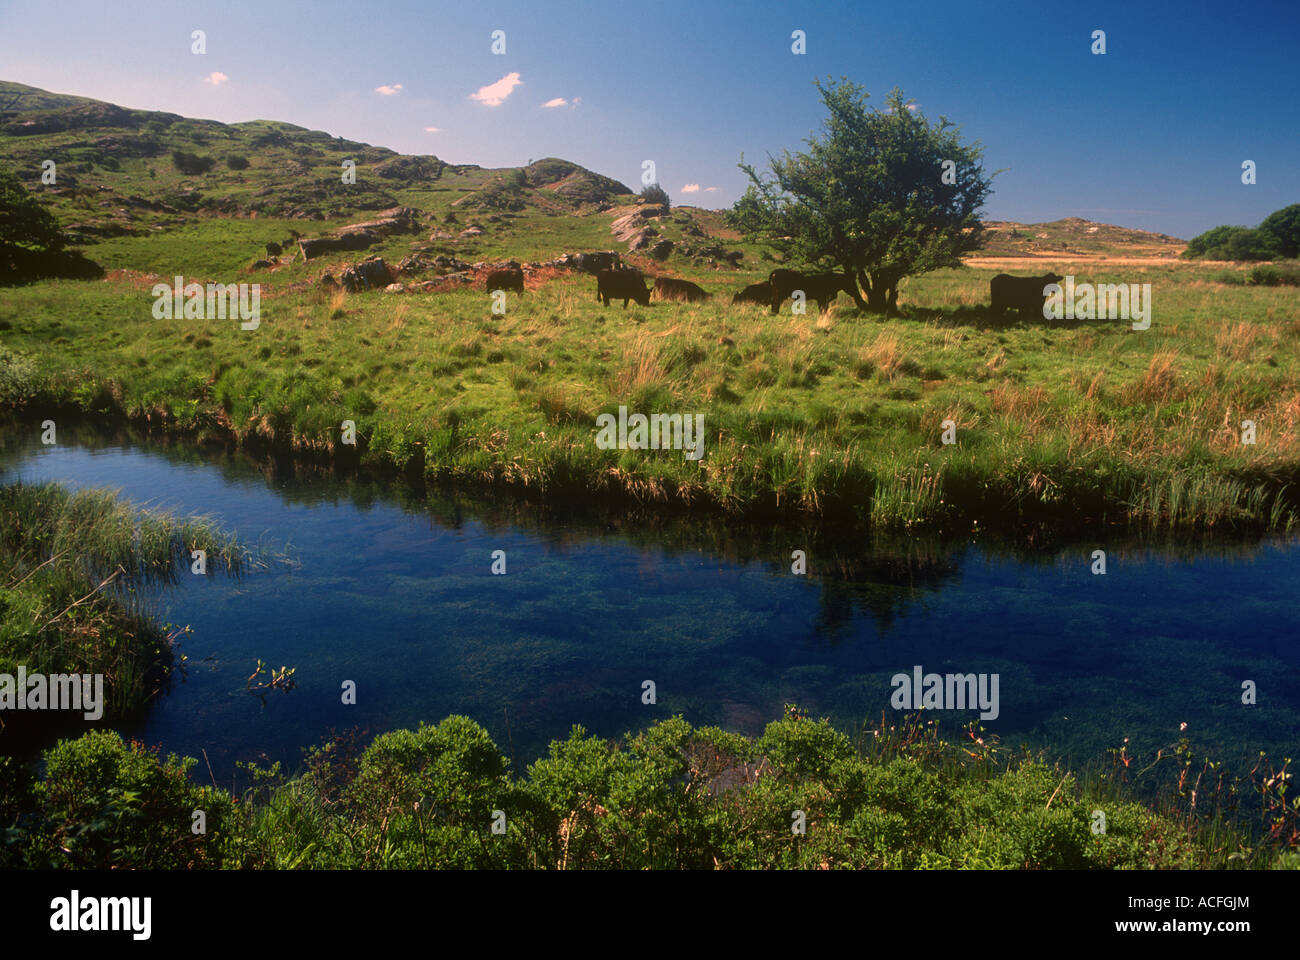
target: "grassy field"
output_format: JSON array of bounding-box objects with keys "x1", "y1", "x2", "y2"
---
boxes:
[{"x1": 3, "y1": 247, "x2": 1298, "y2": 535}]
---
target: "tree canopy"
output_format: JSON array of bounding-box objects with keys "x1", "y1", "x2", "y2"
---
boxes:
[
  {"x1": 1183, "y1": 224, "x2": 1282, "y2": 261},
  {"x1": 728, "y1": 80, "x2": 993, "y2": 312},
  {"x1": 0, "y1": 165, "x2": 65, "y2": 256}
]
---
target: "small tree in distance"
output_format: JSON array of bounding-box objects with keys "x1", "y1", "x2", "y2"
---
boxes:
[
  {"x1": 640, "y1": 183, "x2": 670, "y2": 209},
  {"x1": 729, "y1": 80, "x2": 994, "y2": 313}
]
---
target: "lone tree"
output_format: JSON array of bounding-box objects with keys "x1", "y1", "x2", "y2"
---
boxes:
[
  {"x1": 0, "y1": 165, "x2": 100, "y2": 283},
  {"x1": 640, "y1": 182, "x2": 670, "y2": 209},
  {"x1": 729, "y1": 80, "x2": 993, "y2": 312}
]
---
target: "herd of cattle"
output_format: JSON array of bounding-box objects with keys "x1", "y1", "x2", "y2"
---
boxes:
[{"x1": 482, "y1": 265, "x2": 1068, "y2": 316}]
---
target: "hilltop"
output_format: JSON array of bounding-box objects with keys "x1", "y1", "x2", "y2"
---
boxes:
[{"x1": 977, "y1": 217, "x2": 1185, "y2": 259}]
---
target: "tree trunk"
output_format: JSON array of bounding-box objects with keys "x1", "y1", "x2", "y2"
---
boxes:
[{"x1": 844, "y1": 267, "x2": 868, "y2": 308}]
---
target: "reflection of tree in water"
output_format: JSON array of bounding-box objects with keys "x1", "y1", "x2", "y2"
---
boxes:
[{"x1": 806, "y1": 541, "x2": 962, "y2": 645}]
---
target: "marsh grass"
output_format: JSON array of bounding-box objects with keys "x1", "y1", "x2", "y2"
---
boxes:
[{"x1": 0, "y1": 482, "x2": 249, "y2": 724}]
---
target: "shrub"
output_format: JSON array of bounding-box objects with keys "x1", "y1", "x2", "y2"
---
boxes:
[
  {"x1": 1248, "y1": 262, "x2": 1300, "y2": 286},
  {"x1": 225, "y1": 154, "x2": 250, "y2": 171},
  {"x1": 1184, "y1": 224, "x2": 1282, "y2": 261},
  {"x1": 171, "y1": 150, "x2": 215, "y2": 175},
  {"x1": 640, "y1": 183, "x2": 671, "y2": 208},
  {"x1": 16, "y1": 730, "x2": 235, "y2": 869},
  {"x1": 1259, "y1": 203, "x2": 1300, "y2": 259}
]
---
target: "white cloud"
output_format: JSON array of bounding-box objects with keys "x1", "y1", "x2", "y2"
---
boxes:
[
  {"x1": 375, "y1": 83, "x2": 403, "y2": 96},
  {"x1": 907, "y1": 103, "x2": 919, "y2": 112},
  {"x1": 424, "y1": 126, "x2": 441, "y2": 133},
  {"x1": 471, "y1": 72, "x2": 522, "y2": 107},
  {"x1": 572, "y1": 96, "x2": 582, "y2": 105},
  {"x1": 542, "y1": 98, "x2": 567, "y2": 108},
  {"x1": 681, "y1": 183, "x2": 701, "y2": 193},
  {"x1": 202, "y1": 72, "x2": 228, "y2": 86},
  {"x1": 704, "y1": 186, "x2": 719, "y2": 192}
]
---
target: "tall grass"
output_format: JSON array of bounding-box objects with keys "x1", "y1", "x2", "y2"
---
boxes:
[{"x1": 0, "y1": 482, "x2": 249, "y2": 722}]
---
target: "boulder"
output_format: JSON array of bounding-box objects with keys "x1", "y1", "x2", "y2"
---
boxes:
[
  {"x1": 298, "y1": 232, "x2": 376, "y2": 260},
  {"x1": 649, "y1": 239, "x2": 675, "y2": 260},
  {"x1": 384, "y1": 283, "x2": 405, "y2": 294},
  {"x1": 338, "y1": 257, "x2": 391, "y2": 292},
  {"x1": 568, "y1": 251, "x2": 623, "y2": 274}
]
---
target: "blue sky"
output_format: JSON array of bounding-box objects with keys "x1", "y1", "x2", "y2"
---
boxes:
[{"x1": 1, "y1": 0, "x2": 1295, "y2": 238}]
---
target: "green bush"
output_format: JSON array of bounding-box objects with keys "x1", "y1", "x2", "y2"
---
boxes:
[
  {"x1": 1259, "y1": 203, "x2": 1300, "y2": 259},
  {"x1": 1183, "y1": 224, "x2": 1281, "y2": 261},
  {"x1": 12, "y1": 730, "x2": 234, "y2": 869},
  {"x1": 225, "y1": 154, "x2": 250, "y2": 171},
  {"x1": 640, "y1": 182, "x2": 670, "y2": 208},
  {"x1": 1247, "y1": 262, "x2": 1300, "y2": 286},
  {"x1": 171, "y1": 150, "x2": 215, "y2": 176},
  {"x1": 3, "y1": 710, "x2": 1285, "y2": 870}
]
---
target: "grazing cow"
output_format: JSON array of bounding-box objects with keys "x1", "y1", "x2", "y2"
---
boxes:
[
  {"x1": 652, "y1": 277, "x2": 711, "y2": 303},
  {"x1": 990, "y1": 273, "x2": 1064, "y2": 315},
  {"x1": 732, "y1": 281, "x2": 773, "y2": 306},
  {"x1": 484, "y1": 267, "x2": 524, "y2": 295},
  {"x1": 596, "y1": 268, "x2": 651, "y2": 307},
  {"x1": 768, "y1": 269, "x2": 854, "y2": 314}
]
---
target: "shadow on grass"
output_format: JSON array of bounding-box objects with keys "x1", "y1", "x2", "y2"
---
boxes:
[
  {"x1": 898, "y1": 303, "x2": 1127, "y2": 331},
  {"x1": 0, "y1": 247, "x2": 104, "y2": 286}
]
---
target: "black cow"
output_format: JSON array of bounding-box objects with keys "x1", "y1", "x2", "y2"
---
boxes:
[
  {"x1": 484, "y1": 267, "x2": 524, "y2": 295},
  {"x1": 731, "y1": 281, "x2": 772, "y2": 306},
  {"x1": 990, "y1": 273, "x2": 1064, "y2": 315},
  {"x1": 596, "y1": 268, "x2": 651, "y2": 307},
  {"x1": 652, "y1": 277, "x2": 711, "y2": 302},
  {"x1": 768, "y1": 269, "x2": 854, "y2": 314}
]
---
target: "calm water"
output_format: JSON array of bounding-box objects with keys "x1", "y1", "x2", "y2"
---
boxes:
[{"x1": 3, "y1": 427, "x2": 1298, "y2": 787}]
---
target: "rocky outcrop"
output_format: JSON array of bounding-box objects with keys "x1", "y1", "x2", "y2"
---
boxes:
[{"x1": 338, "y1": 257, "x2": 391, "y2": 292}]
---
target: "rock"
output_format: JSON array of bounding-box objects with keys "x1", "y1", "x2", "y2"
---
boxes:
[
  {"x1": 397, "y1": 255, "x2": 430, "y2": 276},
  {"x1": 384, "y1": 283, "x2": 405, "y2": 294},
  {"x1": 568, "y1": 251, "x2": 623, "y2": 274},
  {"x1": 459, "y1": 227, "x2": 484, "y2": 238},
  {"x1": 249, "y1": 258, "x2": 273, "y2": 270},
  {"x1": 338, "y1": 256, "x2": 391, "y2": 292},
  {"x1": 298, "y1": 232, "x2": 376, "y2": 260},
  {"x1": 628, "y1": 229, "x2": 656, "y2": 251},
  {"x1": 610, "y1": 210, "x2": 651, "y2": 243},
  {"x1": 444, "y1": 211, "x2": 459, "y2": 224},
  {"x1": 649, "y1": 239, "x2": 675, "y2": 260}
]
